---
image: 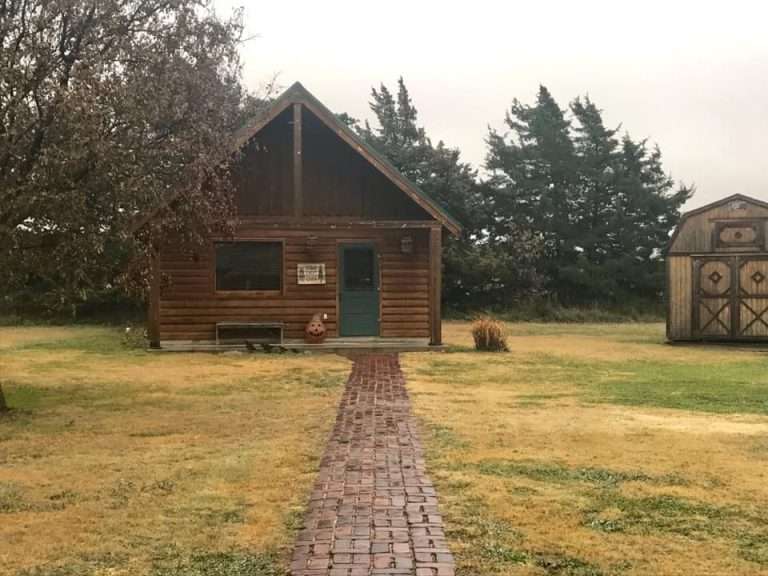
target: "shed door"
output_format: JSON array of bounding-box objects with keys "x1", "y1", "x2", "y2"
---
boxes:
[
  {"x1": 338, "y1": 244, "x2": 379, "y2": 337},
  {"x1": 694, "y1": 258, "x2": 734, "y2": 338},
  {"x1": 693, "y1": 256, "x2": 768, "y2": 339},
  {"x1": 736, "y1": 257, "x2": 768, "y2": 338}
]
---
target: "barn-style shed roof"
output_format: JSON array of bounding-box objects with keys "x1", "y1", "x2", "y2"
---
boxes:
[
  {"x1": 134, "y1": 82, "x2": 462, "y2": 236},
  {"x1": 675, "y1": 193, "x2": 768, "y2": 226},
  {"x1": 668, "y1": 193, "x2": 768, "y2": 253}
]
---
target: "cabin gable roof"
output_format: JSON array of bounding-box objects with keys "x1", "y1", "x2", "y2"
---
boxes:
[{"x1": 233, "y1": 82, "x2": 461, "y2": 235}]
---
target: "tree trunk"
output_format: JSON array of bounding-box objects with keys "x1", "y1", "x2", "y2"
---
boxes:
[{"x1": 0, "y1": 383, "x2": 8, "y2": 413}]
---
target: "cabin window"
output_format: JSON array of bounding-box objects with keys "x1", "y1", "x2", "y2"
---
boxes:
[{"x1": 215, "y1": 241, "x2": 282, "y2": 292}]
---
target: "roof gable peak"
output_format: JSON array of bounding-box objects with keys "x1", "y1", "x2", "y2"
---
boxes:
[
  {"x1": 234, "y1": 82, "x2": 461, "y2": 236},
  {"x1": 681, "y1": 193, "x2": 768, "y2": 220}
]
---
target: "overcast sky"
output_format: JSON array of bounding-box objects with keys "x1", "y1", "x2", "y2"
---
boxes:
[{"x1": 214, "y1": 0, "x2": 768, "y2": 210}]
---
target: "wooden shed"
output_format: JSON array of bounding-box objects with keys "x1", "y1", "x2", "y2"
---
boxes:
[
  {"x1": 145, "y1": 82, "x2": 460, "y2": 349},
  {"x1": 667, "y1": 194, "x2": 768, "y2": 341}
]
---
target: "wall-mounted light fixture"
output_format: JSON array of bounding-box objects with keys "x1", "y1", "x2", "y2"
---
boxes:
[
  {"x1": 306, "y1": 235, "x2": 319, "y2": 254},
  {"x1": 400, "y1": 235, "x2": 413, "y2": 254}
]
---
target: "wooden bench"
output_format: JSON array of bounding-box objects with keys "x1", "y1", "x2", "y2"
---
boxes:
[{"x1": 215, "y1": 321, "x2": 284, "y2": 346}]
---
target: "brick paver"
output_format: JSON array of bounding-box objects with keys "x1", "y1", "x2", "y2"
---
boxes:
[{"x1": 290, "y1": 353, "x2": 455, "y2": 576}]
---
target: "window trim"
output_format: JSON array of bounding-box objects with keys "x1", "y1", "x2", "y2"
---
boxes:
[{"x1": 213, "y1": 239, "x2": 286, "y2": 297}]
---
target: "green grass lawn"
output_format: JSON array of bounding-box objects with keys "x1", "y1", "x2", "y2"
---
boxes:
[
  {"x1": 404, "y1": 321, "x2": 768, "y2": 576},
  {"x1": 4, "y1": 322, "x2": 768, "y2": 576},
  {"x1": 0, "y1": 326, "x2": 349, "y2": 576}
]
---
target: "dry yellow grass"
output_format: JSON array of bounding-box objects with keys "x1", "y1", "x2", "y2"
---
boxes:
[
  {"x1": 443, "y1": 320, "x2": 761, "y2": 363},
  {"x1": 0, "y1": 326, "x2": 349, "y2": 575},
  {"x1": 404, "y1": 321, "x2": 768, "y2": 576}
]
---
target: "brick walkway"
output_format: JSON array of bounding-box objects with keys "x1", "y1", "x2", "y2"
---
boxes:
[{"x1": 290, "y1": 354, "x2": 455, "y2": 576}]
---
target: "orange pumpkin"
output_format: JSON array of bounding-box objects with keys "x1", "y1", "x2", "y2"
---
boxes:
[{"x1": 305, "y1": 312, "x2": 327, "y2": 343}]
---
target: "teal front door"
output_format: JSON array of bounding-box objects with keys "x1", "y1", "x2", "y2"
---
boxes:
[{"x1": 339, "y1": 244, "x2": 379, "y2": 336}]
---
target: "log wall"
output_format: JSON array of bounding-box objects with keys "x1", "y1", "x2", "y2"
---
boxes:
[{"x1": 158, "y1": 225, "x2": 431, "y2": 341}]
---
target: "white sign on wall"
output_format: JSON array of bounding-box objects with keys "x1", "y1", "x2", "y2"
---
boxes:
[{"x1": 297, "y1": 263, "x2": 326, "y2": 285}]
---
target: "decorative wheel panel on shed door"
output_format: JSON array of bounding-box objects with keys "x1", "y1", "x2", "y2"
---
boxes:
[{"x1": 693, "y1": 256, "x2": 768, "y2": 339}]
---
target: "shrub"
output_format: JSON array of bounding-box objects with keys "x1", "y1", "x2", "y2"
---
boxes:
[
  {"x1": 122, "y1": 324, "x2": 148, "y2": 349},
  {"x1": 472, "y1": 317, "x2": 509, "y2": 352}
]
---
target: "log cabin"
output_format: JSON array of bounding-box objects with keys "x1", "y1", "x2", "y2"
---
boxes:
[
  {"x1": 667, "y1": 193, "x2": 768, "y2": 342},
  {"x1": 143, "y1": 82, "x2": 461, "y2": 349}
]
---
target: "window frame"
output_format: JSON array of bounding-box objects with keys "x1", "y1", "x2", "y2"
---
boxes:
[{"x1": 213, "y1": 239, "x2": 286, "y2": 296}]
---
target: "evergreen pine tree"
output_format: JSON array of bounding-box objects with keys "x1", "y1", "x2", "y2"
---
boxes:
[
  {"x1": 485, "y1": 86, "x2": 580, "y2": 301},
  {"x1": 611, "y1": 136, "x2": 693, "y2": 300},
  {"x1": 357, "y1": 78, "x2": 543, "y2": 309},
  {"x1": 486, "y1": 87, "x2": 692, "y2": 305},
  {"x1": 565, "y1": 96, "x2": 623, "y2": 300}
]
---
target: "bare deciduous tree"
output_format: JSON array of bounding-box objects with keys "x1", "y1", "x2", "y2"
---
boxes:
[{"x1": 0, "y1": 0, "x2": 261, "y2": 313}]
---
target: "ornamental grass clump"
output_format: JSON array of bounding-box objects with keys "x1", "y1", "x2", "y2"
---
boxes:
[{"x1": 472, "y1": 317, "x2": 509, "y2": 352}]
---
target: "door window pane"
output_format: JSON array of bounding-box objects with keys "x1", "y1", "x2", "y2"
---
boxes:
[
  {"x1": 215, "y1": 242, "x2": 282, "y2": 291},
  {"x1": 344, "y1": 248, "x2": 375, "y2": 291}
]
